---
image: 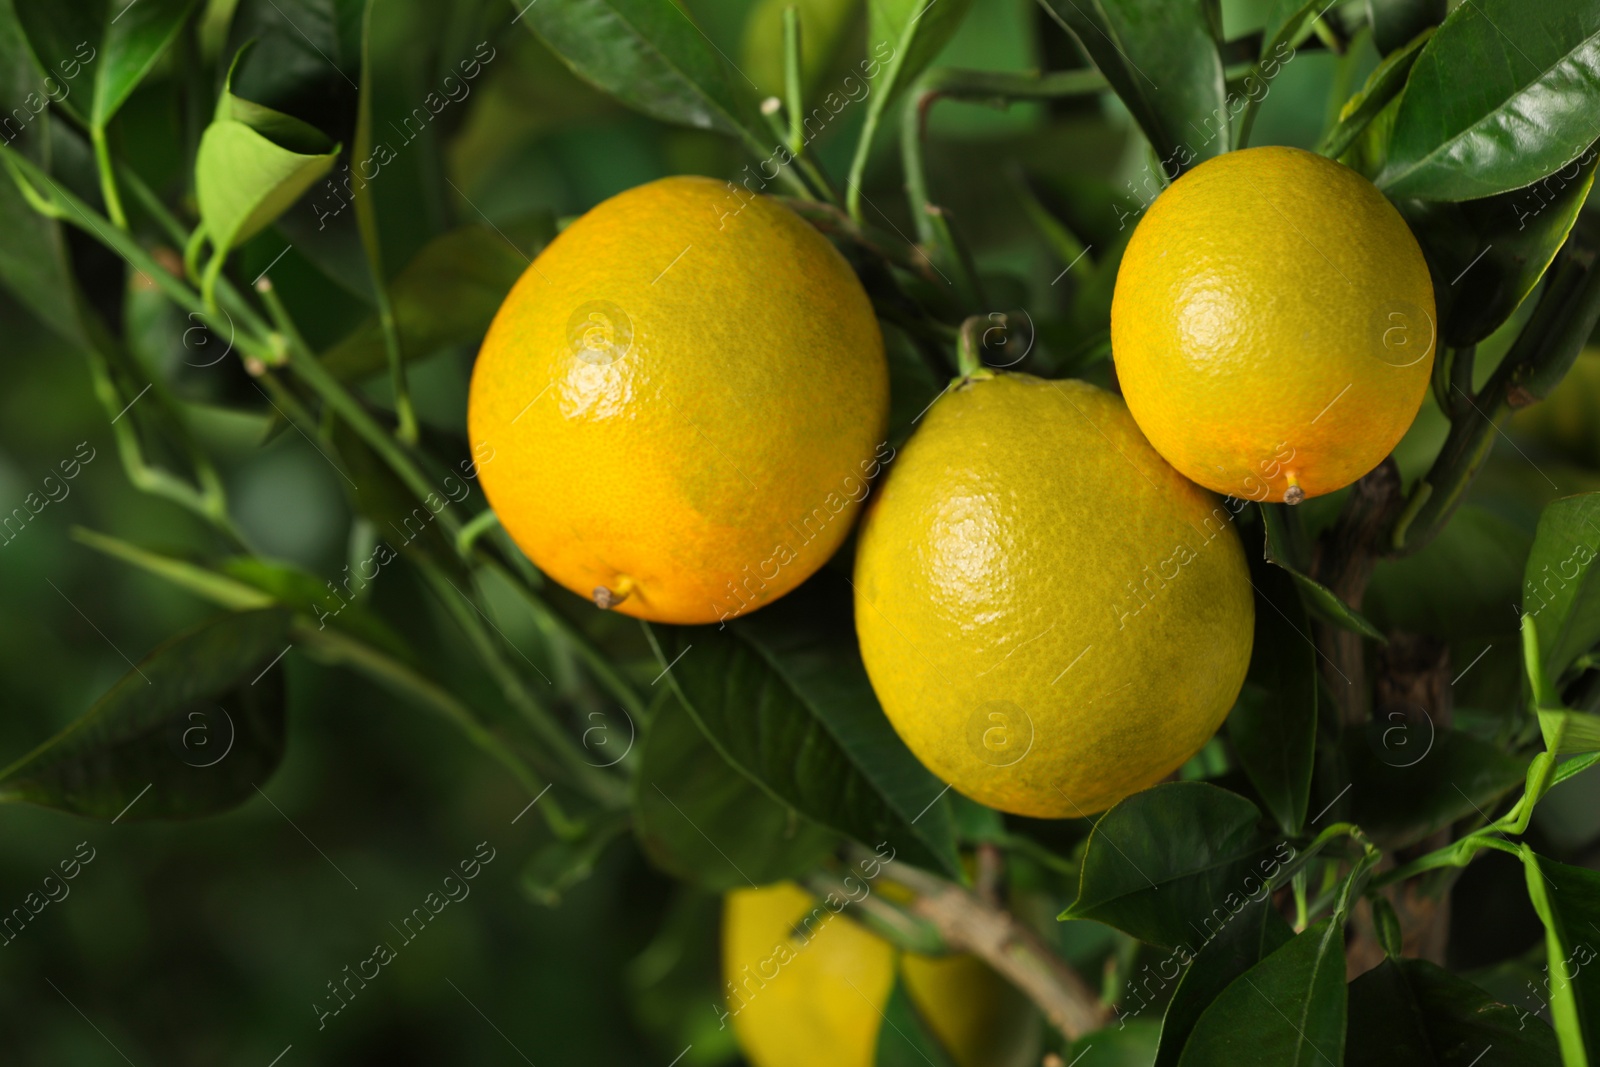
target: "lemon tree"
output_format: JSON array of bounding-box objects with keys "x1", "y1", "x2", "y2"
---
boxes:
[{"x1": 0, "y1": 0, "x2": 1599, "y2": 1064}]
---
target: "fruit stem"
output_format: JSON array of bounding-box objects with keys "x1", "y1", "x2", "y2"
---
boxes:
[
  {"x1": 594, "y1": 576, "x2": 634, "y2": 610},
  {"x1": 955, "y1": 315, "x2": 994, "y2": 381}
]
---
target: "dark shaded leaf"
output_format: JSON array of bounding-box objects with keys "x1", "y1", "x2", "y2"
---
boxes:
[
  {"x1": 1343, "y1": 727, "x2": 1527, "y2": 849},
  {"x1": 875, "y1": 976, "x2": 959, "y2": 1067},
  {"x1": 633, "y1": 692, "x2": 836, "y2": 891},
  {"x1": 0, "y1": 609, "x2": 293, "y2": 819},
  {"x1": 1261, "y1": 504, "x2": 1385, "y2": 641},
  {"x1": 1063, "y1": 782, "x2": 1292, "y2": 949},
  {"x1": 1154, "y1": 899, "x2": 1293, "y2": 1067},
  {"x1": 1177, "y1": 918, "x2": 1346, "y2": 1067},
  {"x1": 1523, "y1": 492, "x2": 1600, "y2": 686},
  {"x1": 1347, "y1": 956, "x2": 1558, "y2": 1064},
  {"x1": 1036, "y1": 0, "x2": 1227, "y2": 173},
  {"x1": 1366, "y1": 504, "x2": 1529, "y2": 642},
  {"x1": 1522, "y1": 850, "x2": 1600, "y2": 1063},
  {"x1": 1378, "y1": 0, "x2": 1600, "y2": 200},
  {"x1": 1366, "y1": 0, "x2": 1444, "y2": 56},
  {"x1": 91, "y1": 0, "x2": 197, "y2": 128},
  {"x1": 648, "y1": 576, "x2": 961, "y2": 878},
  {"x1": 1228, "y1": 562, "x2": 1316, "y2": 835},
  {"x1": 1065, "y1": 1019, "x2": 1162, "y2": 1066},
  {"x1": 522, "y1": 810, "x2": 629, "y2": 907}
]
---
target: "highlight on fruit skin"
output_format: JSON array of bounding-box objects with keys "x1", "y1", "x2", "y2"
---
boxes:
[
  {"x1": 1111, "y1": 145, "x2": 1436, "y2": 504},
  {"x1": 853, "y1": 373, "x2": 1254, "y2": 819},
  {"x1": 722, "y1": 882, "x2": 1038, "y2": 1067},
  {"x1": 466, "y1": 175, "x2": 889, "y2": 625}
]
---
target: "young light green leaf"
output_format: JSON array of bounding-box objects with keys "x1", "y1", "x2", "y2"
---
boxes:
[
  {"x1": 1522, "y1": 848, "x2": 1600, "y2": 1065},
  {"x1": 1378, "y1": 0, "x2": 1600, "y2": 200},
  {"x1": 1523, "y1": 492, "x2": 1600, "y2": 686},
  {"x1": 1346, "y1": 956, "x2": 1558, "y2": 1063},
  {"x1": 632, "y1": 692, "x2": 838, "y2": 891},
  {"x1": 647, "y1": 576, "x2": 962, "y2": 879},
  {"x1": 1177, "y1": 918, "x2": 1347, "y2": 1067},
  {"x1": 1227, "y1": 562, "x2": 1316, "y2": 835},
  {"x1": 865, "y1": 0, "x2": 975, "y2": 113},
  {"x1": 1318, "y1": 27, "x2": 1431, "y2": 161},
  {"x1": 196, "y1": 121, "x2": 338, "y2": 255},
  {"x1": 1037, "y1": 0, "x2": 1227, "y2": 173},
  {"x1": 1063, "y1": 783, "x2": 1292, "y2": 949},
  {"x1": 0, "y1": 609, "x2": 293, "y2": 819}
]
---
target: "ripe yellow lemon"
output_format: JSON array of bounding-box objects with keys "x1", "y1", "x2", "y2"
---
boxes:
[
  {"x1": 853, "y1": 373, "x2": 1253, "y2": 817},
  {"x1": 1112, "y1": 146, "x2": 1436, "y2": 504},
  {"x1": 467, "y1": 176, "x2": 888, "y2": 624},
  {"x1": 722, "y1": 882, "x2": 1035, "y2": 1067}
]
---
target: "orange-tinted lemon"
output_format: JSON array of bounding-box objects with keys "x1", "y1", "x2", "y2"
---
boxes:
[
  {"x1": 853, "y1": 373, "x2": 1253, "y2": 817},
  {"x1": 722, "y1": 882, "x2": 1036, "y2": 1067},
  {"x1": 1112, "y1": 146, "x2": 1435, "y2": 503},
  {"x1": 467, "y1": 176, "x2": 888, "y2": 623}
]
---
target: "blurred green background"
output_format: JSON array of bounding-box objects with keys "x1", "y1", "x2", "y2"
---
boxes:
[{"x1": 4, "y1": 0, "x2": 1599, "y2": 1062}]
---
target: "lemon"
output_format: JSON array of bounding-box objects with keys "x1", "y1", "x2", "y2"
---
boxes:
[
  {"x1": 722, "y1": 883, "x2": 1035, "y2": 1067},
  {"x1": 1112, "y1": 146, "x2": 1435, "y2": 504},
  {"x1": 467, "y1": 176, "x2": 888, "y2": 624},
  {"x1": 853, "y1": 373, "x2": 1253, "y2": 817}
]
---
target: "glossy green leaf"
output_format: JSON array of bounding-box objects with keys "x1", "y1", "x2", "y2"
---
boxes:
[
  {"x1": 1343, "y1": 727, "x2": 1527, "y2": 848},
  {"x1": 862, "y1": 0, "x2": 975, "y2": 121},
  {"x1": 1319, "y1": 27, "x2": 1431, "y2": 161},
  {"x1": 1036, "y1": 0, "x2": 1228, "y2": 172},
  {"x1": 519, "y1": 0, "x2": 762, "y2": 145},
  {"x1": 1401, "y1": 147, "x2": 1598, "y2": 347},
  {"x1": 11, "y1": 0, "x2": 102, "y2": 127},
  {"x1": 1153, "y1": 899, "x2": 1293, "y2": 1067},
  {"x1": 648, "y1": 577, "x2": 961, "y2": 878},
  {"x1": 1378, "y1": 0, "x2": 1600, "y2": 200},
  {"x1": 522, "y1": 810, "x2": 629, "y2": 907},
  {"x1": 1523, "y1": 492, "x2": 1600, "y2": 685},
  {"x1": 15, "y1": 0, "x2": 196, "y2": 129},
  {"x1": 1347, "y1": 956, "x2": 1559, "y2": 1064},
  {"x1": 1177, "y1": 918, "x2": 1346, "y2": 1067},
  {"x1": 632, "y1": 693, "x2": 837, "y2": 891},
  {"x1": 1366, "y1": 0, "x2": 1444, "y2": 55},
  {"x1": 875, "y1": 976, "x2": 959, "y2": 1067},
  {"x1": 1063, "y1": 783, "x2": 1292, "y2": 949},
  {"x1": 1261, "y1": 504, "x2": 1386, "y2": 641},
  {"x1": 0, "y1": 609, "x2": 292, "y2": 819},
  {"x1": 1227, "y1": 562, "x2": 1316, "y2": 835},
  {"x1": 1522, "y1": 849, "x2": 1600, "y2": 1065},
  {"x1": 321, "y1": 225, "x2": 536, "y2": 382}
]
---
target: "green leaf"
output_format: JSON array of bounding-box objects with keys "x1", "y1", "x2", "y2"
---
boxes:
[
  {"x1": 196, "y1": 45, "x2": 339, "y2": 257},
  {"x1": 1177, "y1": 918, "x2": 1347, "y2": 1067},
  {"x1": 1036, "y1": 0, "x2": 1228, "y2": 172},
  {"x1": 1343, "y1": 726, "x2": 1528, "y2": 848},
  {"x1": 0, "y1": 609, "x2": 293, "y2": 819},
  {"x1": 1261, "y1": 0, "x2": 1339, "y2": 60},
  {"x1": 1261, "y1": 504, "x2": 1386, "y2": 641},
  {"x1": 1366, "y1": 504, "x2": 1530, "y2": 642},
  {"x1": 1065, "y1": 1019, "x2": 1163, "y2": 1066},
  {"x1": 1378, "y1": 0, "x2": 1600, "y2": 201},
  {"x1": 1523, "y1": 492, "x2": 1600, "y2": 685},
  {"x1": 1227, "y1": 563, "x2": 1316, "y2": 835},
  {"x1": 1539, "y1": 708, "x2": 1600, "y2": 756},
  {"x1": 1365, "y1": 0, "x2": 1444, "y2": 56},
  {"x1": 321, "y1": 225, "x2": 537, "y2": 382},
  {"x1": 521, "y1": 810, "x2": 629, "y2": 907},
  {"x1": 1346, "y1": 956, "x2": 1559, "y2": 1064},
  {"x1": 519, "y1": 0, "x2": 762, "y2": 145},
  {"x1": 632, "y1": 692, "x2": 837, "y2": 891},
  {"x1": 1318, "y1": 26, "x2": 1431, "y2": 160},
  {"x1": 1154, "y1": 899, "x2": 1294, "y2": 1067},
  {"x1": 1522, "y1": 849, "x2": 1600, "y2": 1065},
  {"x1": 648, "y1": 578, "x2": 961, "y2": 879},
  {"x1": 875, "y1": 975, "x2": 959, "y2": 1067},
  {"x1": 864, "y1": 0, "x2": 976, "y2": 116},
  {"x1": 1063, "y1": 783, "x2": 1291, "y2": 949},
  {"x1": 92, "y1": 0, "x2": 196, "y2": 128},
  {"x1": 15, "y1": 0, "x2": 196, "y2": 128},
  {"x1": 1401, "y1": 146, "x2": 1599, "y2": 348}
]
